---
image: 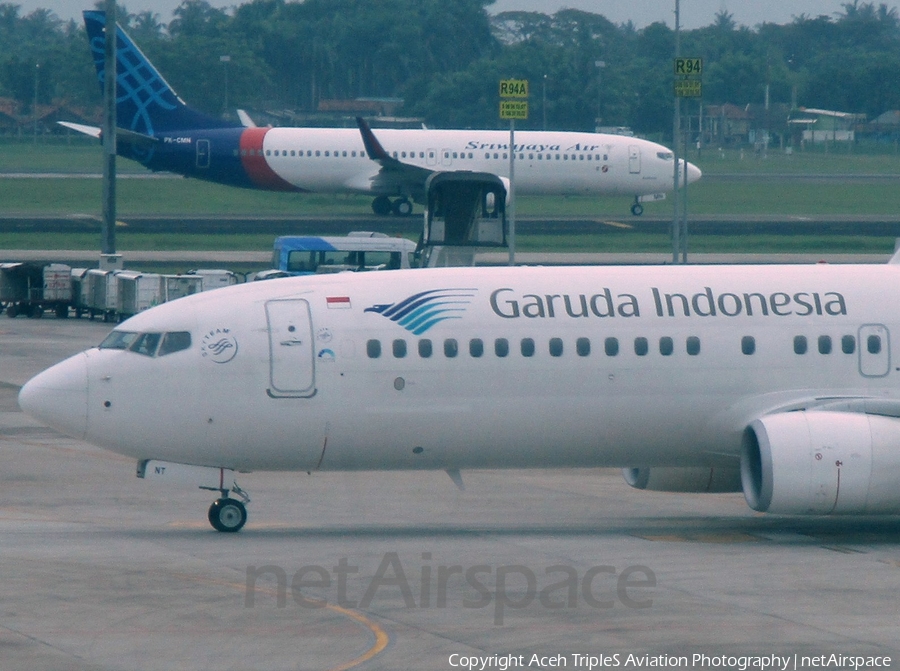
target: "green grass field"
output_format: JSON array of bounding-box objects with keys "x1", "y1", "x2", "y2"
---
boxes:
[
  {"x1": 1, "y1": 231, "x2": 892, "y2": 255},
  {"x1": 4, "y1": 171, "x2": 900, "y2": 218},
  {"x1": 3, "y1": 140, "x2": 900, "y2": 256}
]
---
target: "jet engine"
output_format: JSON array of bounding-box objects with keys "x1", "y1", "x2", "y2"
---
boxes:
[
  {"x1": 622, "y1": 466, "x2": 742, "y2": 493},
  {"x1": 741, "y1": 411, "x2": 900, "y2": 514}
]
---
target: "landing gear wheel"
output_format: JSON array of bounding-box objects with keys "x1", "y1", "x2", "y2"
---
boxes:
[
  {"x1": 372, "y1": 195, "x2": 392, "y2": 216},
  {"x1": 392, "y1": 198, "x2": 413, "y2": 216},
  {"x1": 630, "y1": 200, "x2": 644, "y2": 216},
  {"x1": 208, "y1": 497, "x2": 247, "y2": 532}
]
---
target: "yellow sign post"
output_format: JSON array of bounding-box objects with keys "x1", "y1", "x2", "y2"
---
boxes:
[
  {"x1": 499, "y1": 79, "x2": 529, "y2": 119},
  {"x1": 498, "y1": 79, "x2": 529, "y2": 265},
  {"x1": 499, "y1": 79, "x2": 529, "y2": 98},
  {"x1": 674, "y1": 57, "x2": 702, "y2": 76},
  {"x1": 499, "y1": 100, "x2": 528, "y2": 120},
  {"x1": 673, "y1": 57, "x2": 702, "y2": 98},
  {"x1": 674, "y1": 80, "x2": 702, "y2": 98}
]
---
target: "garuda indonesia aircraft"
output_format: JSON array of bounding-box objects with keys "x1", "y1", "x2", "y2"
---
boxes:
[
  {"x1": 62, "y1": 11, "x2": 700, "y2": 217},
  {"x1": 18, "y1": 258, "x2": 900, "y2": 531}
]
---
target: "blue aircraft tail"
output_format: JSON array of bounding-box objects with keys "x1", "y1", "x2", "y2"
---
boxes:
[{"x1": 83, "y1": 11, "x2": 236, "y2": 135}]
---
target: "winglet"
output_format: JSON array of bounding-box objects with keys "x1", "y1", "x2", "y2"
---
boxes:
[
  {"x1": 356, "y1": 116, "x2": 391, "y2": 161},
  {"x1": 237, "y1": 109, "x2": 257, "y2": 128}
]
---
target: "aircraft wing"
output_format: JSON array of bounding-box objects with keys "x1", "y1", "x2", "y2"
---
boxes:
[{"x1": 356, "y1": 117, "x2": 435, "y2": 202}]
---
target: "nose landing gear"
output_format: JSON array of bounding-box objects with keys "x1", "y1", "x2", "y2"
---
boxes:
[
  {"x1": 630, "y1": 196, "x2": 644, "y2": 216},
  {"x1": 206, "y1": 481, "x2": 250, "y2": 532}
]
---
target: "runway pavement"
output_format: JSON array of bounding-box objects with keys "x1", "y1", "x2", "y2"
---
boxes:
[
  {"x1": 0, "y1": 249, "x2": 892, "y2": 268},
  {"x1": 2, "y1": 318, "x2": 900, "y2": 670}
]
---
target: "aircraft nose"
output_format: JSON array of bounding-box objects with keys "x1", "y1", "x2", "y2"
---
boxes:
[
  {"x1": 18, "y1": 353, "x2": 88, "y2": 440},
  {"x1": 686, "y1": 160, "x2": 702, "y2": 184}
]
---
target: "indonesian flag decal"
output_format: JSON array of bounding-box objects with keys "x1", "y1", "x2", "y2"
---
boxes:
[{"x1": 327, "y1": 296, "x2": 352, "y2": 309}]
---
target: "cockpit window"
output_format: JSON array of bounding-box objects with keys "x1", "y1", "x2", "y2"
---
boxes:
[
  {"x1": 99, "y1": 330, "x2": 192, "y2": 357},
  {"x1": 100, "y1": 331, "x2": 138, "y2": 350},
  {"x1": 158, "y1": 331, "x2": 192, "y2": 356},
  {"x1": 130, "y1": 332, "x2": 162, "y2": 357},
  {"x1": 657, "y1": 151, "x2": 674, "y2": 160}
]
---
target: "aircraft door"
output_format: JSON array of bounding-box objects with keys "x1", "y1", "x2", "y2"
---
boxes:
[
  {"x1": 196, "y1": 139, "x2": 211, "y2": 169},
  {"x1": 628, "y1": 145, "x2": 641, "y2": 174},
  {"x1": 859, "y1": 324, "x2": 890, "y2": 378},
  {"x1": 441, "y1": 149, "x2": 453, "y2": 166},
  {"x1": 266, "y1": 299, "x2": 316, "y2": 397},
  {"x1": 426, "y1": 149, "x2": 438, "y2": 167}
]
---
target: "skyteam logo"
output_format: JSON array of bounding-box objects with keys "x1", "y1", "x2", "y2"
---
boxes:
[{"x1": 365, "y1": 289, "x2": 477, "y2": 335}]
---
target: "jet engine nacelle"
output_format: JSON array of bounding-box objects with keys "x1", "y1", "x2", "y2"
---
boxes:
[
  {"x1": 622, "y1": 466, "x2": 742, "y2": 493},
  {"x1": 741, "y1": 411, "x2": 900, "y2": 514}
]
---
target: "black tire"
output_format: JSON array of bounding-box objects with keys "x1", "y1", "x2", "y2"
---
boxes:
[
  {"x1": 6, "y1": 304, "x2": 17, "y2": 318},
  {"x1": 208, "y1": 497, "x2": 247, "y2": 532},
  {"x1": 371, "y1": 195, "x2": 392, "y2": 216},
  {"x1": 630, "y1": 202, "x2": 644, "y2": 216},
  {"x1": 392, "y1": 198, "x2": 413, "y2": 216}
]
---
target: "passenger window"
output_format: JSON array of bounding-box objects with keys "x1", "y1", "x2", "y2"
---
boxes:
[
  {"x1": 686, "y1": 336, "x2": 700, "y2": 356},
  {"x1": 444, "y1": 338, "x2": 458, "y2": 358},
  {"x1": 469, "y1": 338, "x2": 484, "y2": 358},
  {"x1": 818, "y1": 335, "x2": 832, "y2": 355},
  {"x1": 741, "y1": 336, "x2": 755, "y2": 355},
  {"x1": 576, "y1": 337, "x2": 590, "y2": 357},
  {"x1": 868, "y1": 335, "x2": 882, "y2": 355},
  {"x1": 100, "y1": 330, "x2": 138, "y2": 350},
  {"x1": 418, "y1": 339, "x2": 432, "y2": 358},
  {"x1": 634, "y1": 337, "x2": 648, "y2": 356},
  {"x1": 366, "y1": 339, "x2": 381, "y2": 358},
  {"x1": 495, "y1": 338, "x2": 509, "y2": 357},
  {"x1": 392, "y1": 339, "x2": 407, "y2": 358},
  {"x1": 794, "y1": 335, "x2": 808, "y2": 355},
  {"x1": 842, "y1": 335, "x2": 856, "y2": 354},
  {"x1": 549, "y1": 337, "x2": 563, "y2": 357},
  {"x1": 521, "y1": 338, "x2": 535, "y2": 357},
  {"x1": 605, "y1": 337, "x2": 619, "y2": 356},
  {"x1": 659, "y1": 337, "x2": 674, "y2": 356},
  {"x1": 158, "y1": 331, "x2": 192, "y2": 356},
  {"x1": 130, "y1": 332, "x2": 161, "y2": 357}
]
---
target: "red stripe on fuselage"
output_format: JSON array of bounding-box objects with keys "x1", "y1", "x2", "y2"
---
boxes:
[{"x1": 239, "y1": 127, "x2": 301, "y2": 192}]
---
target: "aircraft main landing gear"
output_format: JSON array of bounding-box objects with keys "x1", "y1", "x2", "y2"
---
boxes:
[
  {"x1": 392, "y1": 197, "x2": 413, "y2": 216},
  {"x1": 371, "y1": 195, "x2": 414, "y2": 216},
  {"x1": 630, "y1": 197, "x2": 644, "y2": 216},
  {"x1": 206, "y1": 481, "x2": 250, "y2": 532}
]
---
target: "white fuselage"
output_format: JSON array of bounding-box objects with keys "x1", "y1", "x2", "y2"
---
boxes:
[
  {"x1": 19, "y1": 264, "x2": 897, "y2": 477},
  {"x1": 255, "y1": 128, "x2": 698, "y2": 197}
]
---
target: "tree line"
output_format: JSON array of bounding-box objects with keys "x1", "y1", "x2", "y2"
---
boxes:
[{"x1": 2, "y1": 0, "x2": 899, "y2": 139}]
